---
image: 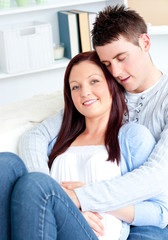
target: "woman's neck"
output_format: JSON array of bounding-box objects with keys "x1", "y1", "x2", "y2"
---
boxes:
[{"x1": 71, "y1": 115, "x2": 109, "y2": 146}]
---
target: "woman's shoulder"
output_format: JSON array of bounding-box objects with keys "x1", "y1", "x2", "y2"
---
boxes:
[
  {"x1": 119, "y1": 122, "x2": 154, "y2": 140},
  {"x1": 119, "y1": 122, "x2": 156, "y2": 172}
]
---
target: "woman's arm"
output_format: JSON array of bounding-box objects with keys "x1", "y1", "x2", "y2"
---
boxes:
[
  {"x1": 132, "y1": 198, "x2": 168, "y2": 228},
  {"x1": 108, "y1": 205, "x2": 134, "y2": 224},
  {"x1": 64, "y1": 123, "x2": 168, "y2": 228},
  {"x1": 108, "y1": 196, "x2": 168, "y2": 229},
  {"x1": 75, "y1": 123, "x2": 168, "y2": 211}
]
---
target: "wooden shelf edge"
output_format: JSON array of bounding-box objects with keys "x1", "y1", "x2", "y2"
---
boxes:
[{"x1": 148, "y1": 25, "x2": 168, "y2": 35}]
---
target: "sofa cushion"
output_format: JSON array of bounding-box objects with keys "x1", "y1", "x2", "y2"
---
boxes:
[{"x1": 0, "y1": 91, "x2": 64, "y2": 153}]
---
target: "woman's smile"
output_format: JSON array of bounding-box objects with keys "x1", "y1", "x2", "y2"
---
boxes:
[{"x1": 82, "y1": 99, "x2": 98, "y2": 106}]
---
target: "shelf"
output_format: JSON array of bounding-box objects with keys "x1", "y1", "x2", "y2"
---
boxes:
[
  {"x1": 0, "y1": 0, "x2": 107, "y2": 16},
  {"x1": 0, "y1": 58, "x2": 70, "y2": 79},
  {"x1": 148, "y1": 25, "x2": 168, "y2": 35}
]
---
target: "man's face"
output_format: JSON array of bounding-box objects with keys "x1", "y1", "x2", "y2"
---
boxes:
[{"x1": 96, "y1": 35, "x2": 151, "y2": 93}]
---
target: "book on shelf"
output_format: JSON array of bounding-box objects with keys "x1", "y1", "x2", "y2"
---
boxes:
[
  {"x1": 58, "y1": 11, "x2": 80, "y2": 59},
  {"x1": 70, "y1": 10, "x2": 91, "y2": 52}
]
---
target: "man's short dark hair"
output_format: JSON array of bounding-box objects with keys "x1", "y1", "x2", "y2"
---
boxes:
[{"x1": 92, "y1": 5, "x2": 147, "y2": 48}]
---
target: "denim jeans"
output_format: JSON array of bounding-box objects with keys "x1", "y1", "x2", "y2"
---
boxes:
[
  {"x1": 10, "y1": 168, "x2": 168, "y2": 240},
  {"x1": 11, "y1": 172, "x2": 98, "y2": 240},
  {"x1": 0, "y1": 152, "x2": 27, "y2": 240},
  {"x1": 128, "y1": 225, "x2": 168, "y2": 240}
]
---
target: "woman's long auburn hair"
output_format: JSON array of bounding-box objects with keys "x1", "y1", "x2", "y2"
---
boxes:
[{"x1": 48, "y1": 51, "x2": 128, "y2": 169}]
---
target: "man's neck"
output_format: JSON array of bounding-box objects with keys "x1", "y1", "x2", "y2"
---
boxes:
[
  {"x1": 130, "y1": 64, "x2": 162, "y2": 94},
  {"x1": 147, "y1": 65, "x2": 162, "y2": 87}
]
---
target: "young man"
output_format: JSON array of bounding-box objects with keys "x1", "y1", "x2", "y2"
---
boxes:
[{"x1": 19, "y1": 5, "x2": 168, "y2": 239}]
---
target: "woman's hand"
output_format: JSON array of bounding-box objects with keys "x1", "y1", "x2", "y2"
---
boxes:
[
  {"x1": 61, "y1": 182, "x2": 104, "y2": 237},
  {"x1": 61, "y1": 186, "x2": 81, "y2": 209},
  {"x1": 61, "y1": 181, "x2": 85, "y2": 190},
  {"x1": 82, "y1": 211, "x2": 104, "y2": 237}
]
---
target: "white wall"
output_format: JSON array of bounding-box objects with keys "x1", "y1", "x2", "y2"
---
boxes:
[{"x1": 149, "y1": 34, "x2": 168, "y2": 72}]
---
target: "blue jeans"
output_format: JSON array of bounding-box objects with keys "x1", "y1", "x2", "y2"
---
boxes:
[
  {"x1": 10, "y1": 171, "x2": 168, "y2": 240},
  {"x1": 0, "y1": 152, "x2": 27, "y2": 240},
  {"x1": 11, "y1": 172, "x2": 98, "y2": 240},
  {"x1": 128, "y1": 225, "x2": 168, "y2": 240}
]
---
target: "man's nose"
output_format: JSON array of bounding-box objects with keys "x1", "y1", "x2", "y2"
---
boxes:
[{"x1": 109, "y1": 63, "x2": 122, "y2": 78}]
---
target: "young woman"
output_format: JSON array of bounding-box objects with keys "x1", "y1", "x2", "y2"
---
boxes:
[{"x1": 11, "y1": 51, "x2": 168, "y2": 240}]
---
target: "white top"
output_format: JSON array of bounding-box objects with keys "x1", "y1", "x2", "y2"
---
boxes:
[{"x1": 50, "y1": 145, "x2": 122, "y2": 240}]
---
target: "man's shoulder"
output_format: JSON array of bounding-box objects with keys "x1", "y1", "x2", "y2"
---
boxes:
[{"x1": 160, "y1": 73, "x2": 168, "y2": 88}]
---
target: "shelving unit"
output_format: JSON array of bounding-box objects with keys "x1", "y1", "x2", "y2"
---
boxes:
[
  {"x1": 0, "y1": 0, "x2": 167, "y2": 106},
  {"x1": 0, "y1": 58, "x2": 70, "y2": 80},
  {"x1": 148, "y1": 25, "x2": 168, "y2": 35},
  {"x1": 0, "y1": 0, "x2": 109, "y2": 81},
  {"x1": 0, "y1": 0, "x2": 107, "y2": 16},
  {"x1": 0, "y1": 0, "x2": 112, "y2": 106}
]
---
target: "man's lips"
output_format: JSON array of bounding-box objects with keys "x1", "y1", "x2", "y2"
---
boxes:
[
  {"x1": 82, "y1": 99, "x2": 97, "y2": 106},
  {"x1": 119, "y1": 76, "x2": 130, "y2": 83}
]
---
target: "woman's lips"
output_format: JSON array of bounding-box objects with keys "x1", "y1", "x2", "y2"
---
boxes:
[{"x1": 83, "y1": 99, "x2": 97, "y2": 106}]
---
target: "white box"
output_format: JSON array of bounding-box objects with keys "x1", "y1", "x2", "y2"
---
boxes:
[{"x1": 0, "y1": 21, "x2": 54, "y2": 74}]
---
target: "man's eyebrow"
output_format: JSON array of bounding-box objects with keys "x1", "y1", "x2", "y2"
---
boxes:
[
  {"x1": 113, "y1": 52, "x2": 126, "y2": 59},
  {"x1": 101, "y1": 52, "x2": 127, "y2": 63}
]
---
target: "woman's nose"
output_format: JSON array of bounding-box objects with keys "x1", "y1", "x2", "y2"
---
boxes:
[{"x1": 80, "y1": 85, "x2": 91, "y2": 97}]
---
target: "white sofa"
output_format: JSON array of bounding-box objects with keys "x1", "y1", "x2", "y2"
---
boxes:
[{"x1": 0, "y1": 91, "x2": 64, "y2": 154}]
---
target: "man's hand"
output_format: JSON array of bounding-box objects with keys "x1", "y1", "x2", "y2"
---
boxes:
[{"x1": 82, "y1": 211, "x2": 104, "y2": 237}]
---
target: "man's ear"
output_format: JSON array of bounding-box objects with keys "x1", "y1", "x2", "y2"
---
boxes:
[{"x1": 139, "y1": 34, "x2": 151, "y2": 52}]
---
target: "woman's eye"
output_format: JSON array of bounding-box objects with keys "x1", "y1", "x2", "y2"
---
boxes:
[
  {"x1": 91, "y1": 80, "x2": 99, "y2": 84},
  {"x1": 104, "y1": 64, "x2": 110, "y2": 68},
  {"x1": 72, "y1": 86, "x2": 79, "y2": 91}
]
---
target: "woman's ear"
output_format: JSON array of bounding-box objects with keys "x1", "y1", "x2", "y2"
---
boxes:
[{"x1": 139, "y1": 34, "x2": 151, "y2": 52}]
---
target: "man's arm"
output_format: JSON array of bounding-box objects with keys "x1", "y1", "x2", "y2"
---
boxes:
[
  {"x1": 19, "y1": 110, "x2": 63, "y2": 174},
  {"x1": 63, "y1": 183, "x2": 168, "y2": 228},
  {"x1": 75, "y1": 124, "x2": 168, "y2": 212}
]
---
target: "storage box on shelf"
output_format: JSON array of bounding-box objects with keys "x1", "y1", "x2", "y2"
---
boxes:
[{"x1": 0, "y1": 21, "x2": 54, "y2": 74}]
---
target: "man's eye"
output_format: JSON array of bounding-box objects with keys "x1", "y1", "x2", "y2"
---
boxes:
[{"x1": 118, "y1": 57, "x2": 126, "y2": 62}]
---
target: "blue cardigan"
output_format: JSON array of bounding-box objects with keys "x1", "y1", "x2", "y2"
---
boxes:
[{"x1": 48, "y1": 122, "x2": 168, "y2": 239}]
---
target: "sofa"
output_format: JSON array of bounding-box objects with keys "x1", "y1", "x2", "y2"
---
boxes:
[{"x1": 0, "y1": 91, "x2": 64, "y2": 154}]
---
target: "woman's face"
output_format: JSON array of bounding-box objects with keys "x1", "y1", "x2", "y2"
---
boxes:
[{"x1": 69, "y1": 60, "x2": 112, "y2": 120}]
